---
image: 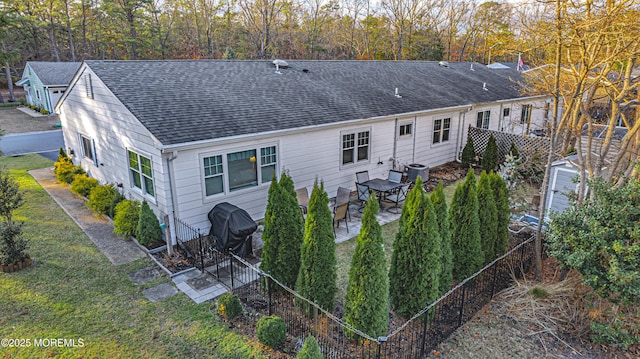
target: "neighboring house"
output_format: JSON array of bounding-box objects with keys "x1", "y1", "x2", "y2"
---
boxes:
[
  {"x1": 546, "y1": 156, "x2": 589, "y2": 216},
  {"x1": 55, "y1": 60, "x2": 550, "y2": 245},
  {"x1": 16, "y1": 62, "x2": 81, "y2": 113}
]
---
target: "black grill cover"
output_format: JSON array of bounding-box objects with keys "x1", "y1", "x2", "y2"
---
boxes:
[{"x1": 207, "y1": 202, "x2": 257, "y2": 257}]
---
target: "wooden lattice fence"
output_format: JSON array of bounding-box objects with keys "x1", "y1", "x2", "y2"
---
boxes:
[{"x1": 468, "y1": 126, "x2": 551, "y2": 161}]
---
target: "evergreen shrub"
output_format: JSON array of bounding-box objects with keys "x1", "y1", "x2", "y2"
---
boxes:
[
  {"x1": 87, "y1": 184, "x2": 118, "y2": 215},
  {"x1": 216, "y1": 292, "x2": 243, "y2": 320},
  {"x1": 70, "y1": 174, "x2": 99, "y2": 197},
  {"x1": 113, "y1": 200, "x2": 141, "y2": 238},
  {"x1": 296, "y1": 336, "x2": 323, "y2": 359},
  {"x1": 482, "y1": 135, "x2": 499, "y2": 171},
  {"x1": 461, "y1": 137, "x2": 476, "y2": 167},
  {"x1": 256, "y1": 315, "x2": 286, "y2": 349},
  {"x1": 136, "y1": 201, "x2": 162, "y2": 247}
]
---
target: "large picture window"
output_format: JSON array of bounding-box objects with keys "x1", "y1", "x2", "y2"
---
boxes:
[
  {"x1": 476, "y1": 110, "x2": 490, "y2": 129},
  {"x1": 342, "y1": 130, "x2": 370, "y2": 165},
  {"x1": 128, "y1": 150, "x2": 154, "y2": 197},
  {"x1": 203, "y1": 145, "x2": 278, "y2": 197}
]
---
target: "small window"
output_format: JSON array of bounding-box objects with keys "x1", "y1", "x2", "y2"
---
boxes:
[
  {"x1": 35, "y1": 89, "x2": 41, "y2": 100},
  {"x1": 341, "y1": 129, "x2": 370, "y2": 166},
  {"x1": 260, "y1": 146, "x2": 277, "y2": 183},
  {"x1": 80, "y1": 135, "x2": 97, "y2": 166},
  {"x1": 85, "y1": 74, "x2": 93, "y2": 99},
  {"x1": 476, "y1": 110, "x2": 490, "y2": 129},
  {"x1": 503, "y1": 108, "x2": 510, "y2": 117},
  {"x1": 433, "y1": 118, "x2": 451, "y2": 144},
  {"x1": 227, "y1": 149, "x2": 258, "y2": 191},
  {"x1": 520, "y1": 104, "x2": 532, "y2": 124},
  {"x1": 203, "y1": 155, "x2": 224, "y2": 196},
  {"x1": 399, "y1": 123, "x2": 412, "y2": 137},
  {"x1": 128, "y1": 150, "x2": 154, "y2": 197}
]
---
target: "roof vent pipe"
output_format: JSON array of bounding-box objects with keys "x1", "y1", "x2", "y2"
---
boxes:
[
  {"x1": 470, "y1": 63, "x2": 474, "y2": 71},
  {"x1": 275, "y1": 63, "x2": 282, "y2": 75},
  {"x1": 483, "y1": 82, "x2": 488, "y2": 91},
  {"x1": 394, "y1": 88, "x2": 402, "y2": 98}
]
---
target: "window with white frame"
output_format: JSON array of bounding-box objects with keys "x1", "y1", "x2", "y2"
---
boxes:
[
  {"x1": 203, "y1": 155, "x2": 224, "y2": 196},
  {"x1": 203, "y1": 145, "x2": 278, "y2": 196},
  {"x1": 398, "y1": 123, "x2": 413, "y2": 137},
  {"x1": 433, "y1": 118, "x2": 451, "y2": 144},
  {"x1": 128, "y1": 150, "x2": 154, "y2": 197},
  {"x1": 260, "y1": 146, "x2": 277, "y2": 183},
  {"x1": 520, "y1": 104, "x2": 532, "y2": 124},
  {"x1": 80, "y1": 134, "x2": 97, "y2": 166},
  {"x1": 503, "y1": 108, "x2": 510, "y2": 117},
  {"x1": 35, "y1": 89, "x2": 41, "y2": 100},
  {"x1": 476, "y1": 110, "x2": 490, "y2": 129},
  {"x1": 341, "y1": 130, "x2": 370, "y2": 165}
]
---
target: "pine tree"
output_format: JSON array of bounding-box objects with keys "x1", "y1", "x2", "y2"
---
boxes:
[
  {"x1": 461, "y1": 137, "x2": 476, "y2": 167},
  {"x1": 431, "y1": 181, "x2": 452, "y2": 295},
  {"x1": 477, "y1": 171, "x2": 498, "y2": 265},
  {"x1": 449, "y1": 169, "x2": 482, "y2": 281},
  {"x1": 296, "y1": 336, "x2": 323, "y2": 359},
  {"x1": 261, "y1": 173, "x2": 304, "y2": 289},
  {"x1": 135, "y1": 200, "x2": 162, "y2": 247},
  {"x1": 389, "y1": 177, "x2": 442, "y2": 318},
  {"x1": 296, "y1": 180, "x2": 337, "y2": 314},
  {"x1": 482, "y1": 135, "x2": 499, "y2": 172},
  {"x1": 344, "y1": 195, "x2": 389, "y2": 338},
  {"x1": 490, "y1": 172, "x2": 511, "y2": 257}
]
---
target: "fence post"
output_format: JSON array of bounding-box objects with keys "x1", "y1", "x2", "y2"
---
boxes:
[
  {"x1": 198, "y1": 232, "x2": 204, "y2": 272},
  {"x1": 377, "y1": 336, "x2": 387, "y2": 359},
  {"x1": 230, "y1": 253, "x2": 235, "y2": 290},
  {"x1": 458, "y1": 284, "x2": 467, "y2": 327},
  {"x1": 419, "y1": 302, "x2": 431, "y2": 358},
  {"x1": 489, "y1": 259, "x2": 499, "y2": 298},
  {"x1": 267, "y1": 273, "x2": 272, "y2": 316}
]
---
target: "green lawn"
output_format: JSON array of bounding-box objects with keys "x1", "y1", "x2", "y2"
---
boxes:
[{"x1": 0, "y1": 155, "x2": 265, "y2": 358}]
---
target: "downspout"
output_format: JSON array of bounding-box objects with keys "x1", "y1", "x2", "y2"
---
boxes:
[
  {"x1": 392, "y1": 118, "x2": 398, "y2": 169},
  {"x1": 455, "y1": 106, "x2": 473, "y2": 162},
  {"x1": 46, "y1": 88, "x2": 53, "y2": 113},
  {"x1": 411, "y1": 116, "x2": 417, "y2": 163},
  {"x1": 498, "y1": 103, "x2": 504, "y2": 132},
  {"x1": 164, "y1": 150, "x2": 179, "y2": 255}
]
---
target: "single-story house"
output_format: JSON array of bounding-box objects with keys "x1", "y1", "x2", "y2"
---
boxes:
[
  {"x1": 55, "y1": 60, "x2": 550, "y2": 245},
  {"x1": 17, "y1": 61, "x2": 81, "y2": 113}
]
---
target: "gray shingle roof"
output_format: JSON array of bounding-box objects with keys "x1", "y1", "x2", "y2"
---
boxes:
[
  {"x1": 27, "y1": 62, "x2": 81, "y2": 86},
  {"x1": 84, "y1": 60, "x2": 529, "y2": 146}
]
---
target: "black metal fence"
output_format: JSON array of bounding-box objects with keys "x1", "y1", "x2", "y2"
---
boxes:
[{"x1": 172, "y1": 215, "x2": 536, "y2": 358}]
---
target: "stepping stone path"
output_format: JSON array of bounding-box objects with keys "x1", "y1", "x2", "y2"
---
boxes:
[
  {"x1": 142, "y1": 283, "x2": 179, "y2": 302},
  {"x1": 128, "y1": 267, "x2": 160, "y2": 285}
]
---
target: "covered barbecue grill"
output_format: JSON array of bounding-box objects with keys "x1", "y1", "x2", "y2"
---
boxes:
[{"x1": 207, "y1": 202, "x2": 257, "y2": 257}]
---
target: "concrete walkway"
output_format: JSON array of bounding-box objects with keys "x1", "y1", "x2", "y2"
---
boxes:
[{"x1": 29, "y1": 167, "x2": 146, "y2": 265}]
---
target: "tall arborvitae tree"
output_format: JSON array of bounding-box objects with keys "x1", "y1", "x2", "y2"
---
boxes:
[
  {"x1": 261, "y1": 173, "x2": 304, "y2": 289},
  {"x1": 449, "y1": 169, "x2": 482, "y2": 281},
  {"x1": 277, "y1": 172, "x2": 305, "y2": 286},
  {"x1": 296, "y1": 180, "x2": 337, "y2": 314},
  {"x1": 490, "y1": 171, "x2": 511, "y2": 257},
  {"x1": 389, "y1": 177, "x2": 442, "y2": 318},
  {"x1": 344, "y1": 195, "x2": 389, "y2": 338},
  {"x1": 461, "y1": 137, "x2": 476, "y2": 168},
  {"x1": 477, "y1": 171, "x2": 498, "y2": 265},
  {"x1": 482, "y1": 135, "x2": 499, "y2": 172},
  {"x1": 431, "y1": 181, "x2": 452, "y2": 295}
]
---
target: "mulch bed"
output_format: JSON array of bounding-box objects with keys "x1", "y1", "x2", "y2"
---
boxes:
[{"x1": 422, "y1": 161, "x2": 475, "y2": 192}]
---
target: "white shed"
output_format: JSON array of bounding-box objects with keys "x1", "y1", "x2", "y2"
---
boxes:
[{"x1": 546, "y1": 156, "x2": 587, "y2": 216}]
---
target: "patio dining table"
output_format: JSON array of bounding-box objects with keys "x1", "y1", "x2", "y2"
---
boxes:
[{"x1": 361, "y1": 178, "x2": 404, "y2": 204}]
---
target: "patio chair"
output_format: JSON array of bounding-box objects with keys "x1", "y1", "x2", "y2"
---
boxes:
[
  {"x1": 387, "y1": 169, "x2": 403, "y2": 184},
  {"x1": 295, "y1": 187, "x2": 309, "y2": 215},
  {"x1": 333, "y1": 202, "x2": 349, "y2": 236},
  {"x1": 356, "y1": 182, "x2": 370, "y2": 212},
  {"x1": 355, "y1": 170, "x2": 369, "y2": 183},
  {"x1": 332, "y1": 186, "x2": 351, "y2": 221},
  {"x1": 384, "y1": 183, "x2": 410, "y2": 213}
]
